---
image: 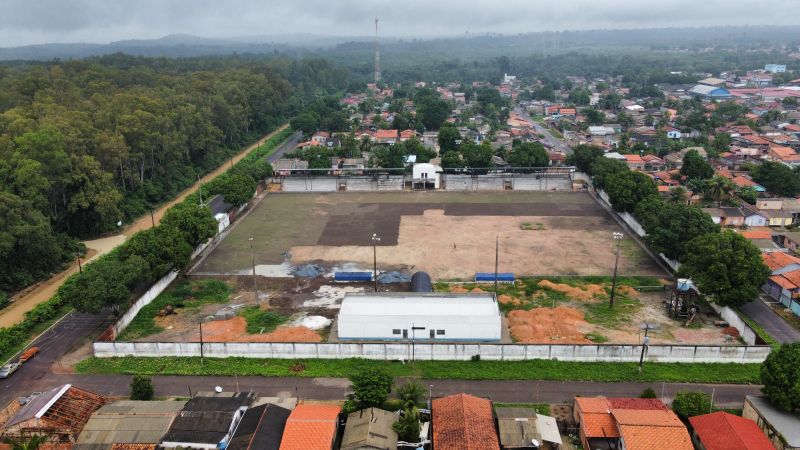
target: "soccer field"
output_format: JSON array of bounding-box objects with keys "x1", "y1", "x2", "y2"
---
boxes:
[{"x1": 194, "y1": 191, "x2": 664, "y2": 279}]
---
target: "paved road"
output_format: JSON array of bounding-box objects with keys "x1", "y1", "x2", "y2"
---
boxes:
[
  {"x1": 1, "y1": 372, "x2": 761, "y2": 409},
  {"x1": 741, "y1": 297, "x2": 800, "y2": 344},
  {"x1": 266, "y1": 131, "x2": 302, "y2": 163},
  {"x1": 515, "y1": 107, "x2": 572, "y2": 154}
]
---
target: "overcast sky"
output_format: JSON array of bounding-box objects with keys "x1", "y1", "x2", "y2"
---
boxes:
[{"x1": 2, "y1": 0, "x2": 799, "y2": 47}]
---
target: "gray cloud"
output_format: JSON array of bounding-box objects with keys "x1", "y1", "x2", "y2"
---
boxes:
[{"x1": 1, "y1": 0, "x2": 798, "y2": 46}]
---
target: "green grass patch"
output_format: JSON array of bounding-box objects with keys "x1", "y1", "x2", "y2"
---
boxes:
[
  {"x1": 583, "y1": 296, "x2": 642, "y2": 328},
  {"x1": 76, "y1": 357, "x2": 761, "y2": 384},
  {"x1": 238, "y1": 307, "x2": 288, "y2": 334},
  {"x1": 735, "y1": 308, "x2": 780, "y2": 350},
  {"x1": 494, "y1": 402, "x2": 551, "y2": 415},
  {"x1": 520, "y1": 222, "x2": 545, "y2": 231},
  {"x1": 585, "y1": 332, "x2": 609, "y2": 343},
  {"x1": 117, "y1": 279, "x2": 231, "y2": 341}
]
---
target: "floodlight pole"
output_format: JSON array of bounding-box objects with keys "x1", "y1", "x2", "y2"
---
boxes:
[
  {"x1": 372, "y1": 233, "x2": 380, "y2": 292},
  {"x1": 609, "y1": 232, "x2": 624, "y2": 309},
  {"x1": 638, "y1": 324, "x2": 650, "y2": 373},
  {"x1": 199, "y1": 320, "x2": 205, "y2": 365},
  {"x1": 494, "y1": 235, "x2": 499, "y2": 293},
  {"x1": 249, "y1": 237, "x2": 258, "y2": 303}
]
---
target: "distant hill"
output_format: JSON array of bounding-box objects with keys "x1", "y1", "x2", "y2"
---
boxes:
[{"x1": 1, "y1": 26, "x2": 799, "y2": 62}]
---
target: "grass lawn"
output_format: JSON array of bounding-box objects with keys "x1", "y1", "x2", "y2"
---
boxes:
[
  {"x1": 238, "y1": 307, "x2": 288, "y2": 334},
  {"x1": 75, "y1": 357, "x2": 761, "y2": 384},
  {"x1": 117, "y1": 279, "x2": 230, "y2": 341}
]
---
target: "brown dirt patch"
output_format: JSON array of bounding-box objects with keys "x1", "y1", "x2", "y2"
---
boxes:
[
  {"x1": 196, "y1": 316, "x2": 321, "y2": 343},
  {"x1": 498, "y1": 294, "x2": 523, "y2": 306},
  {"x1": 538, "y1": 280, "x2": 605, "y2": 302},
  {"x1": 617, "y1": 285, "x2": 638, "y2": 297},
  {"x1": 449, "y1": 286, "x2": 469, "y2": 293},
  {"x1": 508, "y1": 306, "x2": 592, "y2": 343}
]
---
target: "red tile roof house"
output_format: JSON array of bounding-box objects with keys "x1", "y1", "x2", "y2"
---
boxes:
[
  {"x1": 374, "y1": 129, "x2": 399, "y2": 145},
  {"x1": 574, "y1": 397, "x2": 692, "y2": 450},
  {"x1": 278, "y1": 404, "x2": 340, "y2": 450},
  {"x1": 624, "y1": 154, "x2": 645, "y2": 170},
  {"x1": 432, "y1": 393, "x2": 500, "y2": 450},
  {"x1": 690, "y1": 411, "x2": 776, "y2": 450}
]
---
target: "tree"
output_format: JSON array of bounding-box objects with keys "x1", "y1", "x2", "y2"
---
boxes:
[
  {"x1": 737, "y1": 186, "x2": 758, "y2": 205},
  {"x1": 393, "y1": 406, "x2": 422, "y2": 442},
  {"x1": 507, "y1": 142, "x2": 548, "y2": 168},
  {"x1": 672, "y1": 391, "x2": 713, "y2": 420},
  {"x1": 461, "y1": 143, "x2": 494, "y2": 168},
  {"x1": 584, "y1": 108, "x2": 606, "y2": 125},
  {"x1": 396, "y1": 380, "x2": 426, "y2": 408},
  {"x1": 679, "y1": 149, "x2": 713, "y2": 181},
  {"x1": 441, "y1": 151, "x2": 464, "y2": 169},
  {"x1": 373, "y1": 145, "x2": 406, "y2": 169},
  {"x1": 290, "y1": 111, "x2": 320, "y2": 136},
  {"x1": 211, "y1": 173, "x2": 256, "y2": 206},
  {"x1": 668, "y1": 186, "x2": 688, "y2": 205},
  {"x1": 605, "y1": 171, "x2": 658, "y2": 213},
  {"x1": 589, "y1": 157, "x2": 628, "y2": 190},
  {"x1": 349, "y1": 367, "x2": 393, "y2": 409},
  {"x1": 640, "y1": 388, "x2": 657, "y2": 399},
  {"x1": 679, "y1": 230, "x2": 770, "y2": 307},
  {"x1": 761, "y1": 343, "x2": 800, "y2": 412},
  {"x1": 753, "y1": 162, "x2": 800, "y2": 197},
  {"x1": 636, "y1": 199, "x2": 718, "y2": 261},
  {"x1": 437, "y1": 124, "x2": 460, "y2": 154},
  {"x1": 705, "y1": 176, "x2": 735, "y2": 207},
  {"x1": 567, "y1": 145, "x2": 604, "y2": 173},
  {"x1": 160, "y1": 202, "x2": 217, "y2": 247},
  {"x1": 130, "y1": 375, "x2": 154, "y2": 400}
]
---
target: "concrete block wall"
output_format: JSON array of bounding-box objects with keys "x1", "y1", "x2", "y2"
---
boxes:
[
  {"x1": 113, "y1": 271, "x2": 178, "y2": 338},
  {"x1": 711, "y1": 304, "x2": 759, "y2": 345},
  {"x1": 94, "y1": 341, "x2": 771, "y2": 363}
]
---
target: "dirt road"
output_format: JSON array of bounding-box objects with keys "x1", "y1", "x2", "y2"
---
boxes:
[{"x1": 0, "y1": 125, "x2": 289, "y2": 328}]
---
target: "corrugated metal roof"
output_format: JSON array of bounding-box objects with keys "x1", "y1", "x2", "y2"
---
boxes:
[{"x1": 340, "y1": 293, "x2": 498, "y2": 317}]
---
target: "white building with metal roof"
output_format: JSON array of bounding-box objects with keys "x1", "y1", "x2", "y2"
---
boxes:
[{"x1": 336, "y1": 293, "x2": 502, "y2": 342}]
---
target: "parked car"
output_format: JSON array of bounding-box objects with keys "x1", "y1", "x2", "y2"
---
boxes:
[
  {"x1": 19, "y1": 347, "x2": 39, "y2": 362},
  {"x1": 0, "y1": 362, "x2": 21, "y2": 379}
]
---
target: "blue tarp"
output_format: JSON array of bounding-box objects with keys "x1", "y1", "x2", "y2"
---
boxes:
[
  {"x1": 474, "y1": 272, "x2": 515, "y2": 282},
  {"x1": 335, "y1": 271, "x2": 373, "y2": 282}
]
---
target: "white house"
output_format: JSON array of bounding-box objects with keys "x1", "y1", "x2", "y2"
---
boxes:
[
  {"x1": 412, "y1": 163, "x2": 443, "y2": 189},
  {"x1": 765, "y1": 64, "x2": 787, "y2": 74},
  {"x1": 743, "y1": 207, "x2": 768, "y2": 228},
  {"x1": 337, "y1": 293, "x2": 502, "y2": 342}
]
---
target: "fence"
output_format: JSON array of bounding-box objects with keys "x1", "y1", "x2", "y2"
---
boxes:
[
  {"x1": 112, "y1": 270, "x2": 178, "y2": 338},
  {"x1": 93, "y1": 341, "x2": 771, "y2": 363}
]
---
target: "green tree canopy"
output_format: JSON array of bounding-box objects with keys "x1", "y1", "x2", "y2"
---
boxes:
[
  {"x1": 605, "y1": 171, "x2": 658, "y2": 213},
  {"x1": 507, "y1": 142, "x2": 548, "y2": 167},
  {"x1": 160, "y1": 202, "x2": 218, "y2": 247},
  {"x1": 567, "y1": 145, "x2": 604, "y2": 173},
  {"x1": 761, "y1": 343, "x2": 800, "y2": 413},
  {"x1": 635, "y1": 197, "x2": 719, "y2": 261},
  {"x1": 437, "y1": 124, "x2": 460, "y2": 154},
  {"x1": 679, "y1": 149, "x2": 714, "y2": 181},
  {"x1": 130, "y1": 375, "x2": 154, "y2": 400},
  {"x1": 679, "y1": 230, "x2": 770, "y2": 307},
  {"x1": 671, "y1": 391, "x2": 713, "y2": 420},
  {"x1": 589, "y1": 157, "x2": 628, "y2": 190},
  {"x1": 752, "y1": 162, "x2": 800, "y2": 197},
  {"x1": 349, "y1": 367, "x2": 394, "y2": 409}
]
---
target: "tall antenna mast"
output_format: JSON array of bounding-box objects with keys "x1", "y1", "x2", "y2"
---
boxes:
[{"x1": 374, "y1": 18, "x2": 381, "y2": 83}]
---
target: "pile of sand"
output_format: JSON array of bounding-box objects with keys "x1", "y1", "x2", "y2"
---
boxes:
[
  {"x1": 449, "y1": 286, "x2": 469, "y2": 293},
  {"x1": 196, "y1": 317, "x2": 321, "y2": 343},
  {"x1": 617, "y1": 285, "x2": 638, "y2": 297},
  {"x1": 538, "y1": 280, "x2": 606, "y2": 302},
  {"x1": 498, "y1": 294, "x2": 522, "y2": 306},
  {"x1": 507, "y1": 306, "x2": 592, "y2": 344}
]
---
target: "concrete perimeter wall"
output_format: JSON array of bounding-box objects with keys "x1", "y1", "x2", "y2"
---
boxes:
[
  {"x1": 711, "y1": 304, "x2": 759, "y2": 346},
  {"x1": 442, "y1": 174, "x2": 571, "y2": 191},
  {"x1": 94, "y1": 341, "x2": 770, "y2": 363},
  {"x1": 113, "y1": 270, "x2": 178, "y2": 337}
]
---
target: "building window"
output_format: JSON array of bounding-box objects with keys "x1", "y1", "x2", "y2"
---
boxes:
[
  {"x1": 437, "y1": 330, "x2": 445, "y2": 335},
  {"x1": 392, "y1": 329, "x2": 401, "y2": 335}
]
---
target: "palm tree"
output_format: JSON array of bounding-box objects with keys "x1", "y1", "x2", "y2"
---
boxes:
[
  {"x1": 7, "y1": 435, "x2": 48, "y2": 450},
  {"x1": 706, "y1": 176, "x2": 734, "y2": 206},
  {"x1": 668, "y1": 186, "x2": 689, "y2": 205}
]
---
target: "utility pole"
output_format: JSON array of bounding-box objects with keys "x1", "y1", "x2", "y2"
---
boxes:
[
  {"x1": 494, "y1": 235, "x2": 499, "y2": 294},
  {"x1": 76, "y1": 253, "x2": 83, "y2": 274},
  {"x1": 199, "y1": 320, "x2": 205, "y2": 365},
  {"x1": 372, "y1": 233, "x2": 380, "y2": 292},
  {"x1": 609, "y1": 232, "x2": 624, "y2": 308},
  {"x1": 249, "y1": 237, "x2": 258, "y2": 303},
  {"x1": 638, "y1": 323, "x2": 650, "y2": 373},
  {"x1": 197, "y1": 174, "x2": 204, "y2": 206},
  {"x1": 150, "y1": 209, "x2": 156, "y2": 228}
]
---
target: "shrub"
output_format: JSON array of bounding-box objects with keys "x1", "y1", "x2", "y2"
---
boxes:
[
  {"x1": 130, "y1": 375, "x2": 154, "y2": 400},
  {"x1": 396, "y1": 380, "x2": 426, "y2": 407},
  {"x1": 640, "y1": 387, "x2": 657, "y2": 399},
  {"x1": 350, "y1": 367, "x2": 393, "y2": 409},
  {"x1": 672, "y1": 391, "x2": 712, "y2": 420}
]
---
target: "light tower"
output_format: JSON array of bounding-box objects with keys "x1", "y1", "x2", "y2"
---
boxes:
[{"x1": 374, "y1": 18, "x2": 381, "y2": 83}]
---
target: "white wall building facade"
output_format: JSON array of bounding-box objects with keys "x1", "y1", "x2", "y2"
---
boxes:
[{"x1": 337, "y1": 293, "x2": 502, "y2": 342}]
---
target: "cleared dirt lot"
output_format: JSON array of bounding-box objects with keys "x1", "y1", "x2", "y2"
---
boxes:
[{"x1": 195, "y1": 192, "x2": 664, "y2": 279}]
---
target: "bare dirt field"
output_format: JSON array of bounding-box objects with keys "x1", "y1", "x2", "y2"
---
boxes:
[{"x1": 195, "y1": 191, "x2": 664, "y2": 280}]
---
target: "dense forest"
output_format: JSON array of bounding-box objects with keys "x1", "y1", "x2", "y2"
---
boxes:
[{"x1": 0, "y1": 54, "x2": 346, "y2": 298}]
